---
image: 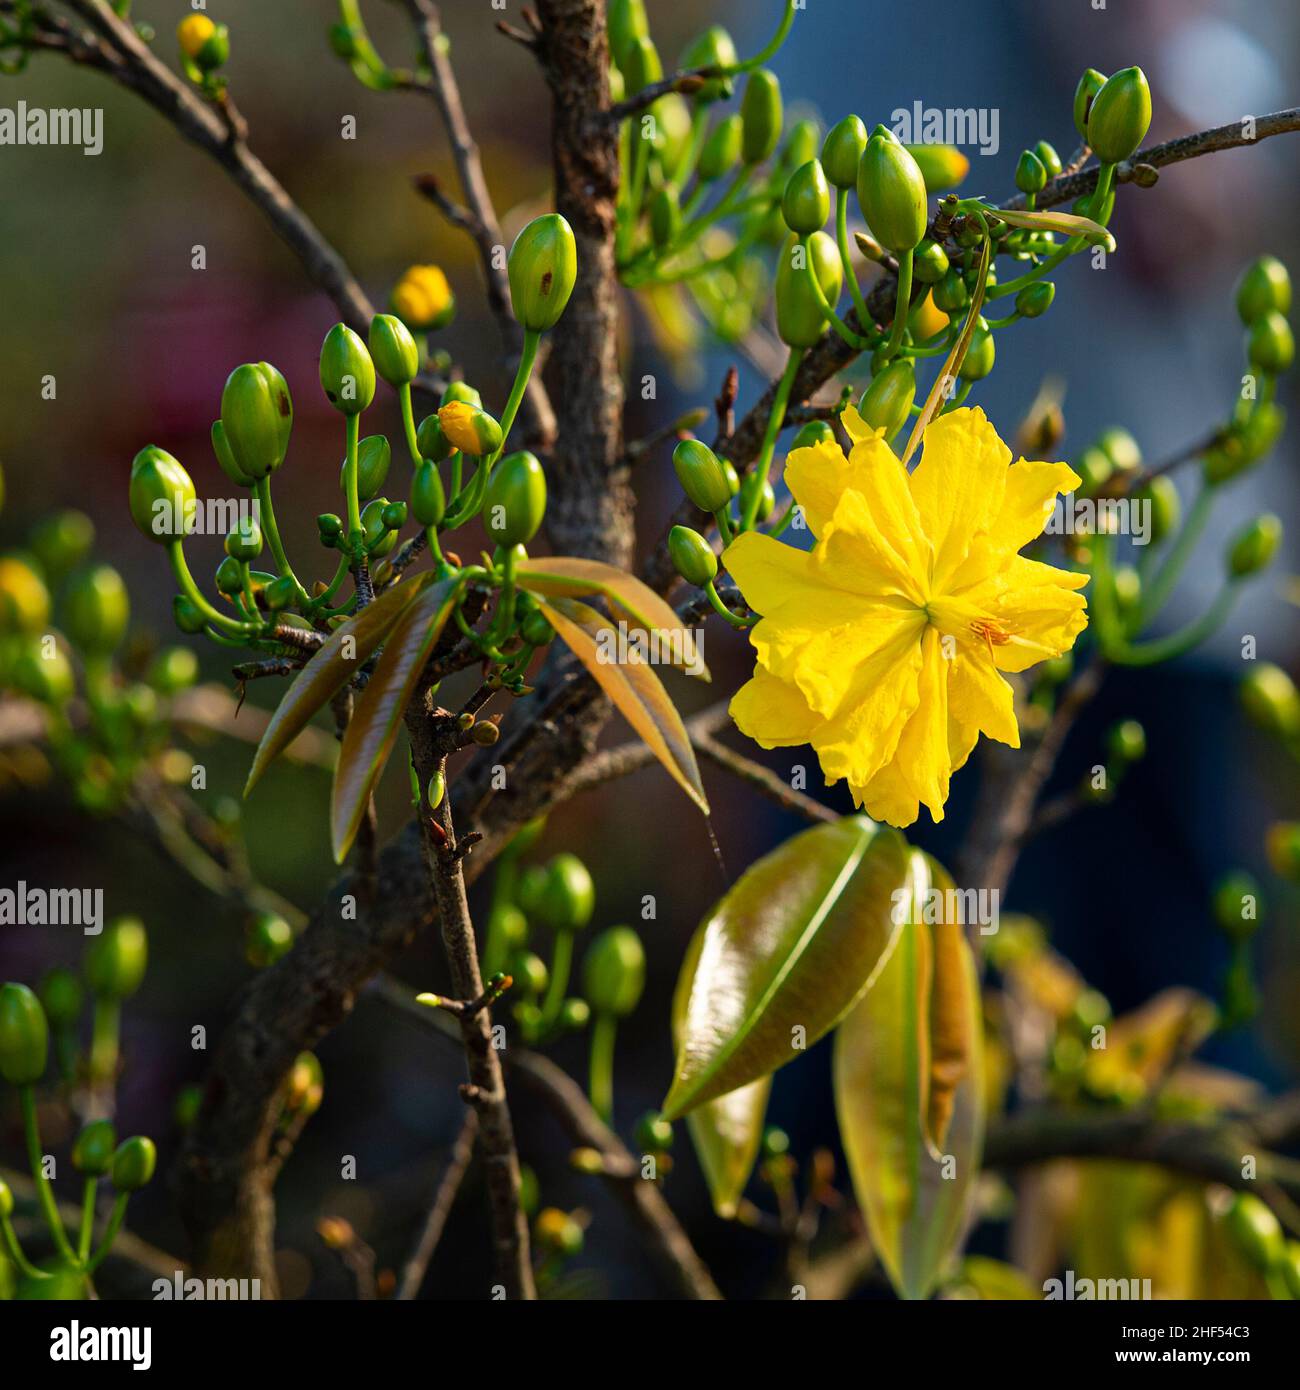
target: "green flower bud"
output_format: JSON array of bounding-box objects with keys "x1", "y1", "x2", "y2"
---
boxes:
[
  {"x1": 72, "y1": 1119, "x2": 117, "y2": 1176},
  {"x1": 634, "y1": 1111, "x2": 674, "y2": 1152},
  {"x1": 29, "y1": 510, "x2": 94, "y2": 578},
  {"x1": 958, "y1": 322, "x2": 996, "y2": 381},
  {"x1": 821, "y1": 114, "x2": 867, "y2": 190},
  {"x1": 904, "y1": 143, "x2": 970, "y2": 192},
  {"x1": 0, "y1": 556, "x2": 50, "y2": 636},
  {"x1": 362, "y1": 498, "x2": 399, "y2": 557},
  {"x1": 64, "y1": 564, "x2": 129, "y2": 654},
  {"x1": 1214, "y1": 871, "x2": 1262, "y2": 943},
  {"x1": 782, "y1": 159, "x2": 830, "y2": 235},
  {"x1": 1226, "y1": 1193, "x2": 1283, "y2": 1272},
  {"x1": 1015, "y1": 149, "x2": 1047, "y2": 195},
  {"x1": 246, "y1": 912, "x2": 293, "y2": 968},
  {"x1": 1075, "y1": 445, "x2": 1112, "y2": 495},
  {"x1": 11, "y1": 637, "x2": 75, "y2": 706},
  {"x1": 508, "y1": 213, "x2": 578, "y2": 334},
  {"x1": 340, "y1": 434, "x2": 391, "y2": 502},
  {"x1": 415, "y1": 413, "x2": 454, "y2": 463},
  {"x1": 220, "y1": 362, "x2": 293, "y2": 480},
  {"x1": 1266, "y1": 822, "x2": 1300, "y2": 884},
  {"x1": 720, "y1": 456, "x2": 741, "y2": 496},
  {"x1": 483, "y1": 451, "x2": 546, "y2": 547},
  {"x1": 740, "y1": 68, "x2": 782, "y2": 165},
  {"x1": 148, "y1": 646, "x2": 198, "y2": 695},
  {"x1": 214, "y1": 555, "x2": 244, "y2": 597},
  {"x1": 1240, "y1": 662, "x2": 1300, "y2": 739},
  {"x1": 1107, "y1": 718, "x2": 1146, "y2": 766},
  {"x1": 1073, "y1": 68, "x2": 1107, "y2": 142},
  {"x1": 441, "y1": 381, "x2": 482, "y2": 409},
  {"x1": 775, "y1": 230, "x2": 841, "y2": 349},
  {"x1": 650, "y1": 188, "x2": 681, "y2": 247},
  {"x1": 1238, "y1": 401, "x2": 1285, "y2": 465},
  {"x1": 173, "y1": 595, "x2": 206, "y2": 634},
  {"x1": 1087, "y1": 66, "x2": 1152, "y2": 164},
  {"x1": 1283, "y1": 1242, "x2": 1300, "y2": 1300},
  {"x1": 0, "y1": 1176, "x2": 11, "y2": 1219},
  {"x1": 129, "y1": 446, "x2": 196, "y2": 543},
  {"x1": 209, "y1": 419, "x2": 253, "y2": 489},
  {"x1": 1033, "y1": 140, "x2": 1063, "y2": 179},
  {"x1": 410, "y1": 460, "x2": 447, "y2": 528},
  {"x1": 38, "y1": 968, "x2": 82, "y2": 1027},
  {"x1": 791, "y1": 420, "x2": 834, "y2": 449},
  {"x1": 437, "y1": 402, "x2": 503, "y2": 458},
  {"x1": 1236, "y1": 255, "x2": 1292, "y2": 325},
  {"x1": 932, "y1": 268, "x2": 970, "y2": 314},
  {"x1": 913, "y1": 238, "x2": 949, "y2": 285},
  {"x1": 679, "y1": 25, "x2": 736, "y2": 104},
  {"x1": 382, "y1": 501, "x2": 408, "y2": 530},
  {"x1": 534, "y1": 1206, "x2": 584, "y2": 1257},
  {"x1": 110, "y1": 1136, "x2": 156, "y2": 1193},
  {"x1": 1097, "y1": 426, "x2": 1142, "y2": 476},
  {"x1": 286, "y1": 1052, "x2": 324, "y2": 1115},
  {"x1": 762, "y1": 1126, "x2": 790, "y2": 1159},
  {"x1": 668, "y1": 525, "x2": 718, "y2": 587},
  {"x1": 607, "y1": 0, "x2": 649, "y2": 72},
  {"x1": 672, "y1": 438, "x2": 732, "y2": 513},
  {"x1": 317, "y1": 514, "x2": 344, "y2": 547},
  {"x1": 621, "y1": 34, "x2": 661, "y2": 93},
  {"x1": 560, "y1": 998, "x2": 590, "y2": 1032},
  {"x1": 582, "y1": 926, "x2": 645, "y2": 1017},
  {"x1": 520, "y1": 609, "x2": 554, "y2": 647},
  {"x1": 1015, "y1": 280, "x2": 1055, "y2": 319},
  {"x1": 779, "y1": 118, "x2": 820, "y2": 174},
  {"x1": 698, "y1": 114, "x2": 742, "y2": 181},
  {"x1": 856, "y1": 128, "x2": 928, "y2": 252},
  {"x1": 224, "y1": 517, "x2": 262, "y2": 563},
  {"x1": 262, "y1": 575, "x2": 295, "y2": 613},
  {"x1": 537, "y1": 853, "x2": 594, "y2": 933},
  {"x1": 1227, "y1": 513, "x2": 1281, "y2": 577},
  {"x1": 1136, "y1": 476, "x2": 1180, "y2": 545},
  {"x1": 509, "y1": 950, "x2": 549, "y2": 999},
  {"x1": 368, "y1": 313, "x2": 420, "y2": 388},
  {"x1": 1246, "y1": 310, "x2": 1294, "y2": 374},
  {"x1": 857, "y1": 358, "x2": 916, "y2": 437},
  {"x1": 319, "y1": 324, "x2": 376, "y2": 416},
  {"x1": 740, "y1": 470, "x2": 775, "y2": 522},
  {"x1": 0, "y1": 982, "x2": 48, "y2": 1085},
  {"x1": 85, "y1": 917, "x2": 147, "y2": 1000}
]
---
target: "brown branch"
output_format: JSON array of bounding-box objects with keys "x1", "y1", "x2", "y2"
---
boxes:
[
  {"x1": 397, "y1": 1110, "x2": 478, "y2": 1300},
  {"x1": 694, "y1": 731, "x2": 837, "y2": 824},
  {"x1": 606, "y1": 70, "x2": 709, "y2": 122}
]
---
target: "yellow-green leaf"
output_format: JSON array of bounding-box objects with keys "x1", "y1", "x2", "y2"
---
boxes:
[
  {"x1": 833, "y1": 850, "x2": 984, "y2": 1301},
  {"x1": 992, "y1": 205, "x2": 1116, "y2": 251},
  {"x1": 662, "y1": 816, "x2": 911, "y2": 1120},
  {"x1": 244, "y1": 574, "x2": 434, "y2": 796},
  {"x1": 330, "y1": 575, "x2": 463, "y2": 862},
  {"x1": 538, "y1": 595, "x2": 708, "y2": 814},
  {"x1": 671, "y1": 919, "x2": 770, "y2": 1219},
  {"x1": 925, "y1": 859, "x2": 977, "y2": 1155},
  {"x1": 519, "y1": 556, "x2": 708, "y2": 680}
]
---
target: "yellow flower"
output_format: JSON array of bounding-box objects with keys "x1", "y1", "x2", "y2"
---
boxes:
[
  {"x1": 391, "y1": 265, "x2": 456, "y2": 332},
  {"x1": 726, "y1": 406, "x2": 1088, "y2": 827},
  {"x1": 177, "y1": 16, "x2": 216, "y2": 61}
]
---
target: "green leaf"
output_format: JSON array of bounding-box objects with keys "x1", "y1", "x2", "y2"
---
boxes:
[
  {"x1": 925, "y1": 858, "x2": 978, "y2": 1155},
  {"x1": 833, "y1": 850, "x2": 984, "y2": 1301},
  {"x1": 244, "y1": 573, "x2": 433, "y2": 796},
  {"x1": 671, "y1": 920, "x2": 770, "y2": 1219},
  {"x1": 538, "y1": 596, "x2": 709, "y2": 814},
  {"x1": 990, "y1": 204, "x2": 1116, "y2": 251},
  {"x1": 330, "y1": 575, "x2": 463, "y2": 862},
  {"x1": 519, "y1": 556, "x2": 709, "y2": 680},
  {"x1": 662, "y1": 816, "x2": 911, "y2": 1120}
]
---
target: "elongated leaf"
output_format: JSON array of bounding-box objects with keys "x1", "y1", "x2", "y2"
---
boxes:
[
  {"x1": 244, "y1": 573, "x2": 433, "y2": 795},
  {"x1": 833, "y1": 851, "x2": 985, "y2": 1301},
  {"x1": 519, "y1": 556, "x2": 709, "y2": 681},
  {"x1": 538, "y1": 596, "x2": 708, "y2": 815},
  {"x1": 925, "y1": 858, "x2": 977, "y2": 1155},
  {"x1": 671, "y1": 920, "x2": 770, "y2": 1219},
  {"x1": 330, "y1": 575, "x2": 463, "y2": 862},
  {"x1": 991, "y1": 204, "x2": 1115, "y2": 251},
  {"x1": 662, "y1": 816, "x2": 911, "y2": 1120}
]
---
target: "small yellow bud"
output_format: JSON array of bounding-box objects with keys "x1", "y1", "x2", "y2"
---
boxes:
[
  {"x1": 177, "y1": 16, "x2": 216, "y2": 60},
  {"x1": 391, "y1": 265, "x2": 456, "y2": 332}
]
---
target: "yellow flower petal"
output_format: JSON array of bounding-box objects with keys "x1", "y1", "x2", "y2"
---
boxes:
[
  {"x1": 783, "y1": 438, "x2": 857, "y2": 538},
  {"x1": 947, "y1": 646, "x2": 1020, "y2": 753},
  {"x1": 840, "y1": 403, "x2": 880, "y2": 446},
  {"x1": 730, "y1": 668, "x2": 821, "y2": 747},
  {"x1": 989, "y1": 458, "x2": 1082, "y2": 554},
  {"x1": 956, "y1": 556, "x2": 1089, "y2": 673},
  {"x1": 723, "y1": 530, "x2": 820, "y2": 614},
  {"x1": 908, "y1": 406, "x2": 1010, "y2": 589}
]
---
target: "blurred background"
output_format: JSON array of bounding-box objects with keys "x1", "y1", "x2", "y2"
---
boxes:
[{"x1": 0, "y1": 0, "x2": 1296, "y2": 1297}]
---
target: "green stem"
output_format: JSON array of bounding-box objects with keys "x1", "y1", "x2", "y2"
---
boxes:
[
  {"x1": 89, "y1": 996, "x2": 120, "y2": 1085},
  {"x1": 254, "y1": 476, "x2": 305, "y2": 604},
  {"x1": 344, "y1": 413, "x2": 363, "y2": 545},
  {"x1": 20, "y1": 1086, "x2": 77, "y2": 1264},
  {"x1": 1107, "y1": 583, "x2": 1239, "y2": 667},
  {"x1": 1134, "y1": 487, "x2": 1214, "y2": 629},
  {"x1": 588, "y1": 1012, "x2": 618, "y2": 1123},
  {"x1": 85, "y1": 1193, "x2": 129, "y2": 1274},
  {"x1": 2, "y1": 1213, "x2": 51, "y2": 1280},
  {"x1": 399, "y1": 381, "x2": 422, "y2": 467},
  {"x1": 801, "y1": 233, "x2": 871, "y2": 349},
  {"x1": 669, "y1": 105, "x2": 709, "y2": 193},
  {"x1": 539, "y1": 929, "x2": 575, "y2": 1032},
  {"x1": 881, "y1": 248, "x2": 914, "y2": 361},
  {"x1": 77, "y1": 1176, "x2": 97, "y2": 1263},
  {"x1": 741, "y1": 346, "x2": 801, "y2": 531},
  {"x1": 835, "y1": 188, "x2": 874, "y2": 330},
  {"x1": 705, "y1": 578, "x2": 758, "y2": 627},
  {"x1": 166, "y1": 541, "x2": 258, "y2": 637},
  {"x1": 727, "y1": 0, "x2": 796, "y2": 73}
]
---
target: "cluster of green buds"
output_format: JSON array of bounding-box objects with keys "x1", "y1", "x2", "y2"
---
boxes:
[
  {"x1": 0, "y1": 937, "x2": 156, "y2": 1298},
  {"x1": 176, "y1": 15, "x2": 230, "y2": 95},
  {"x1": 128, "y1": 213, "x2": 575, "y2": 700},
  {"x1": 0, "y1": 507, "x2": 199, "y2": 814}
]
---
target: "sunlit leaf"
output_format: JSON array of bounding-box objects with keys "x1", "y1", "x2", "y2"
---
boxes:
[
  {"x1": 330, "y1": 575, "x2": 464, "y2": 862},
  {"x1": 519, "y1": 556, "x2": 709, "y2": 680},
  {"x1": 833, "y1": 850, "x2": 984, "y2": 1301},
  {"x1": 244, "y1": 574, "x2": 434, "y2": 796},
  {"x1": 538, "y1": 596, "x2": 708, "y2": 814},
  {"x1": 662, "y1": 816, "x2": 911, "y2": 1120},
  {"x1": 671, "y1": 920, "x2": 770, "y2": 1219},
  {"x1": 990, "y1": 204, "x2": 1116, "y2": 251}
]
